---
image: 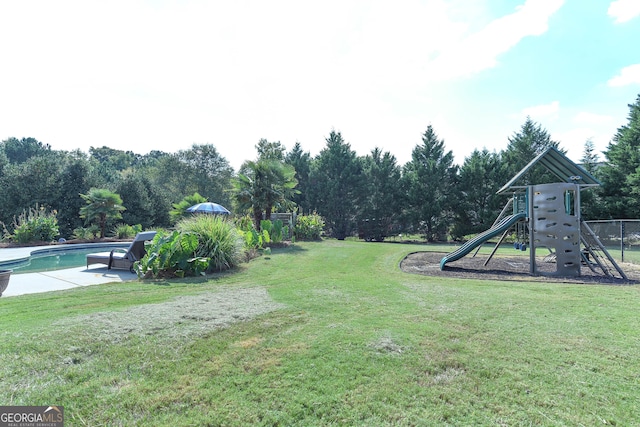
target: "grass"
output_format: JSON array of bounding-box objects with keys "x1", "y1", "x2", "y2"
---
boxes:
[{"x1": 2, "y1": 240, "x2": 640, "y2": 425}]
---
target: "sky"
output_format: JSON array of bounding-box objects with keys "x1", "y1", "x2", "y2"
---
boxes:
[{"x1": 1, "y1": 0, "x2": 639, "y2": 171}]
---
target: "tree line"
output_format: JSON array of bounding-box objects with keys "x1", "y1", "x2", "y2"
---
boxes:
[{"x1": 1, "y1": 93, "x2": 639, "y2": 242}]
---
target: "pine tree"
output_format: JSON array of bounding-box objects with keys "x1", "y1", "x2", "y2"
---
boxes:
[
  {"x1": 502, "y1": 117, "x2": 562, "y2": 185},
  {"x1": 359, "y1": 148, "x2": 403, "y2": 240},
  {"x1": 285, "y1": 142, "x2": 312, "y2": 214},
  {"x1": 598, "y1": 94, "x2": 640, "y2": 218},
  {"x1": 581, "y1": 138, "x2": 600, "y2": 175},
  {"x1": 309, "y1": 131, "x2": 363, "y2": 240},
  {"x1": 452, "y1": 149, "x2": 509, "y2": 239},
  {"x1": 402, "y1": 125, "x2": 458, "y2": 241}
]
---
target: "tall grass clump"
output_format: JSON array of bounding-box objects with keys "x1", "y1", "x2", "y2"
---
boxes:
[
  {"x1": 5, "y1": 205, "x2": 60, "y2": 243},
  {"x1": 176, "y1": 214, "x2": 244, "y2": 271}
]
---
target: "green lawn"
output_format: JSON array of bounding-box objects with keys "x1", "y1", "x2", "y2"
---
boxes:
[{"x1": 2, "y1": 240, "x2": 640, "y2": 426}]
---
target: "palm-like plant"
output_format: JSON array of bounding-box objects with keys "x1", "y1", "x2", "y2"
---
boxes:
[
  {"x1": 79, "y1": 188, "x2": 126, "y2": 238},
  {"x1": 169, "y1": 192, "x2": 207, "y2": 224},
  {"x1": 233, "y1": 159, "x2": 298, "y2": 230}
]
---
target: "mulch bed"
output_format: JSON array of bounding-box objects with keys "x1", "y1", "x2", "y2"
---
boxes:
[{"x1": 400, "y1": 251, "x2": 640, "y2": 285}]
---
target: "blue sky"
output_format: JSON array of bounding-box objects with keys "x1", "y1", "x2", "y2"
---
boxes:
[{"x1": 1, "y1": 0, "x2": 639, "y2": 170}]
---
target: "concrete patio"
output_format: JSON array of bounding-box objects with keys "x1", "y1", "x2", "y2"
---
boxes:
[{"x1": 0, "y1": 244, "x2": 137, "y2": 297}]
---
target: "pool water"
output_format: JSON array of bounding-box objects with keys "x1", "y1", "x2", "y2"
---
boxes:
[{"x1": 9, "y1": 246, "x2": 128, "y2": 274}]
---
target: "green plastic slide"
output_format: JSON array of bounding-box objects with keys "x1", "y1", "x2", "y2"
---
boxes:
[{"x1": 440, "y1": 213, "x2": 526, "y2": 270}]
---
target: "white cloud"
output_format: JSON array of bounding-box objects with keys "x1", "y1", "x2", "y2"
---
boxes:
[
  {"x1": 608, "y1": 0, "x2": 640, "y2": 23},
  {"x1": 0, "y1": 0, "x2": 623, "y2": 173},
  {"x1": 427, "y1": 0, "x2": 565, "y2": 80},
  {"x1": 520, "y1": 101, "x2": 560, "y2": 120},
  {"x1": 608, "y1": 64, "x2": 640, "y2": 87}
]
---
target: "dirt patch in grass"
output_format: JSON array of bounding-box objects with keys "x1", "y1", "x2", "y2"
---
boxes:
[
  {"x1": 400, "y1": 251, "x2": 640, "y2": 285},
  {"x1": 54, "y1": 287, "x2": 286, "y2": 343}
]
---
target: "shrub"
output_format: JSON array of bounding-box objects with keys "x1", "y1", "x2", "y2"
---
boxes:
[
  {"x1": 261, "y1": 219, "x2": 286, "y2": 244},
  {"x1": 88, "y1": 225, "x2": 101, "y2": 239},
  {"x1": 10, "y1": 205, "x2": 59, "y2": 244},
  {"x1": 0, "y1": 224, "x2": 11, "y2": 243},
  {"x1": 235, "y1": 215, "x2": 264, "y2": 250},
  {"x1": 235, "y1": 217, "x2": 291, "y2": 251},
  {"x1": 71, "y1": 225, "x2": 108, "y2": 240},
  {"x1": 176, "y1": 215, "x2": 244, "y2": 272},
  {"x1": 72, "y1": 227, "x2": 91, "y2": 240},
  {"x1": 294, "y1": 213, "x2": 324, "y2": 241},
  {"x1": 111, "y1": 223, "x2": 141, "y2": 239},
  {"x1": 134, "y1": 230, "x2": 209, "y2": 279},
  {"x1": 242, "y1": 229, "x2": 262, "y2": 249}
]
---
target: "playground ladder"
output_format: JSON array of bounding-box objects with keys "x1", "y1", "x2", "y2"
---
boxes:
[{"x1": 580, "y1": 220, "x2": 628, "y2": 280}]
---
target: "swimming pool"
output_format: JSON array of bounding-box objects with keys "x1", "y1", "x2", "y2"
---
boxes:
[{"x1": 0, "y1": 244, "x2": 129, "y2": 274}]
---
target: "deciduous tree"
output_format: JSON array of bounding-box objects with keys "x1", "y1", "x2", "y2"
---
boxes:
[
  {"x1": 116, "y1": 174, "x2": 169, "y2": 229},
  {"x1": 172, "y1": 144, "x2": 234, "y2": 206},
  {"x1": 57, "y1": 154, "x2": 95, "y2": 238},
  {"x1": 0, "y1": 153, "x2": 65, "y2": 225}
]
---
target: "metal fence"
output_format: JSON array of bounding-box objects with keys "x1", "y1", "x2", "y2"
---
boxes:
[{"x1": 584, "y1": 219, "x2": 640, "y2": 264}]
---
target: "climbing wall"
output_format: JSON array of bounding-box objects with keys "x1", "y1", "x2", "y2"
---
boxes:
[{"x1": 529, "y1": 182, "x2": 581, "y2": 276}]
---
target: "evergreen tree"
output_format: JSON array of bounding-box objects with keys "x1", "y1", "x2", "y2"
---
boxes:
[
  {"x1": 359, "y1": 147, "x2": 403, "y2": 240},
  {"x1": 309, "y1": 131, "x2": 364, "y2": 240},
  {"x1": 1, "y1": 137, "x2": 51, "y2": 163},
  {"x1": 502, "y1": 117, "x2": 562, "y2": 185},
  {"x1": 598, "y1": 94, "x2": 640, "y2": 218},
  {"x1": 452, "y1": 149, "x2": 509, "y2": 239},
  {"x1": 285, "y1": 142, "x2": 312, "y2": 214},
  {"x1": 579, "y1": 138, "x2": 603, "y2": 220},
  {"x1": 581, "y1": 138, "x2": 600, "y2": 175},
  {"x1": 402, "y1": 126, "x2": 458, "y2": 241}
]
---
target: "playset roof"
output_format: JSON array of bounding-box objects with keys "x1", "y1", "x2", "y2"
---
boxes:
[{"x1": 497, "y1": 146, "x2": 600, "y2": 194}]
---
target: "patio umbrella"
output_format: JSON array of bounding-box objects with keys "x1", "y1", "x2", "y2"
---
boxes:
[{"x1": 186, "y1": 202, "x2": 231, "y2": 215}]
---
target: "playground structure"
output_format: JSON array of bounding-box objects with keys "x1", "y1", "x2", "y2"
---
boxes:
[{"x1": 440, "y1": 147, "x2": 628, "y2": 280}]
